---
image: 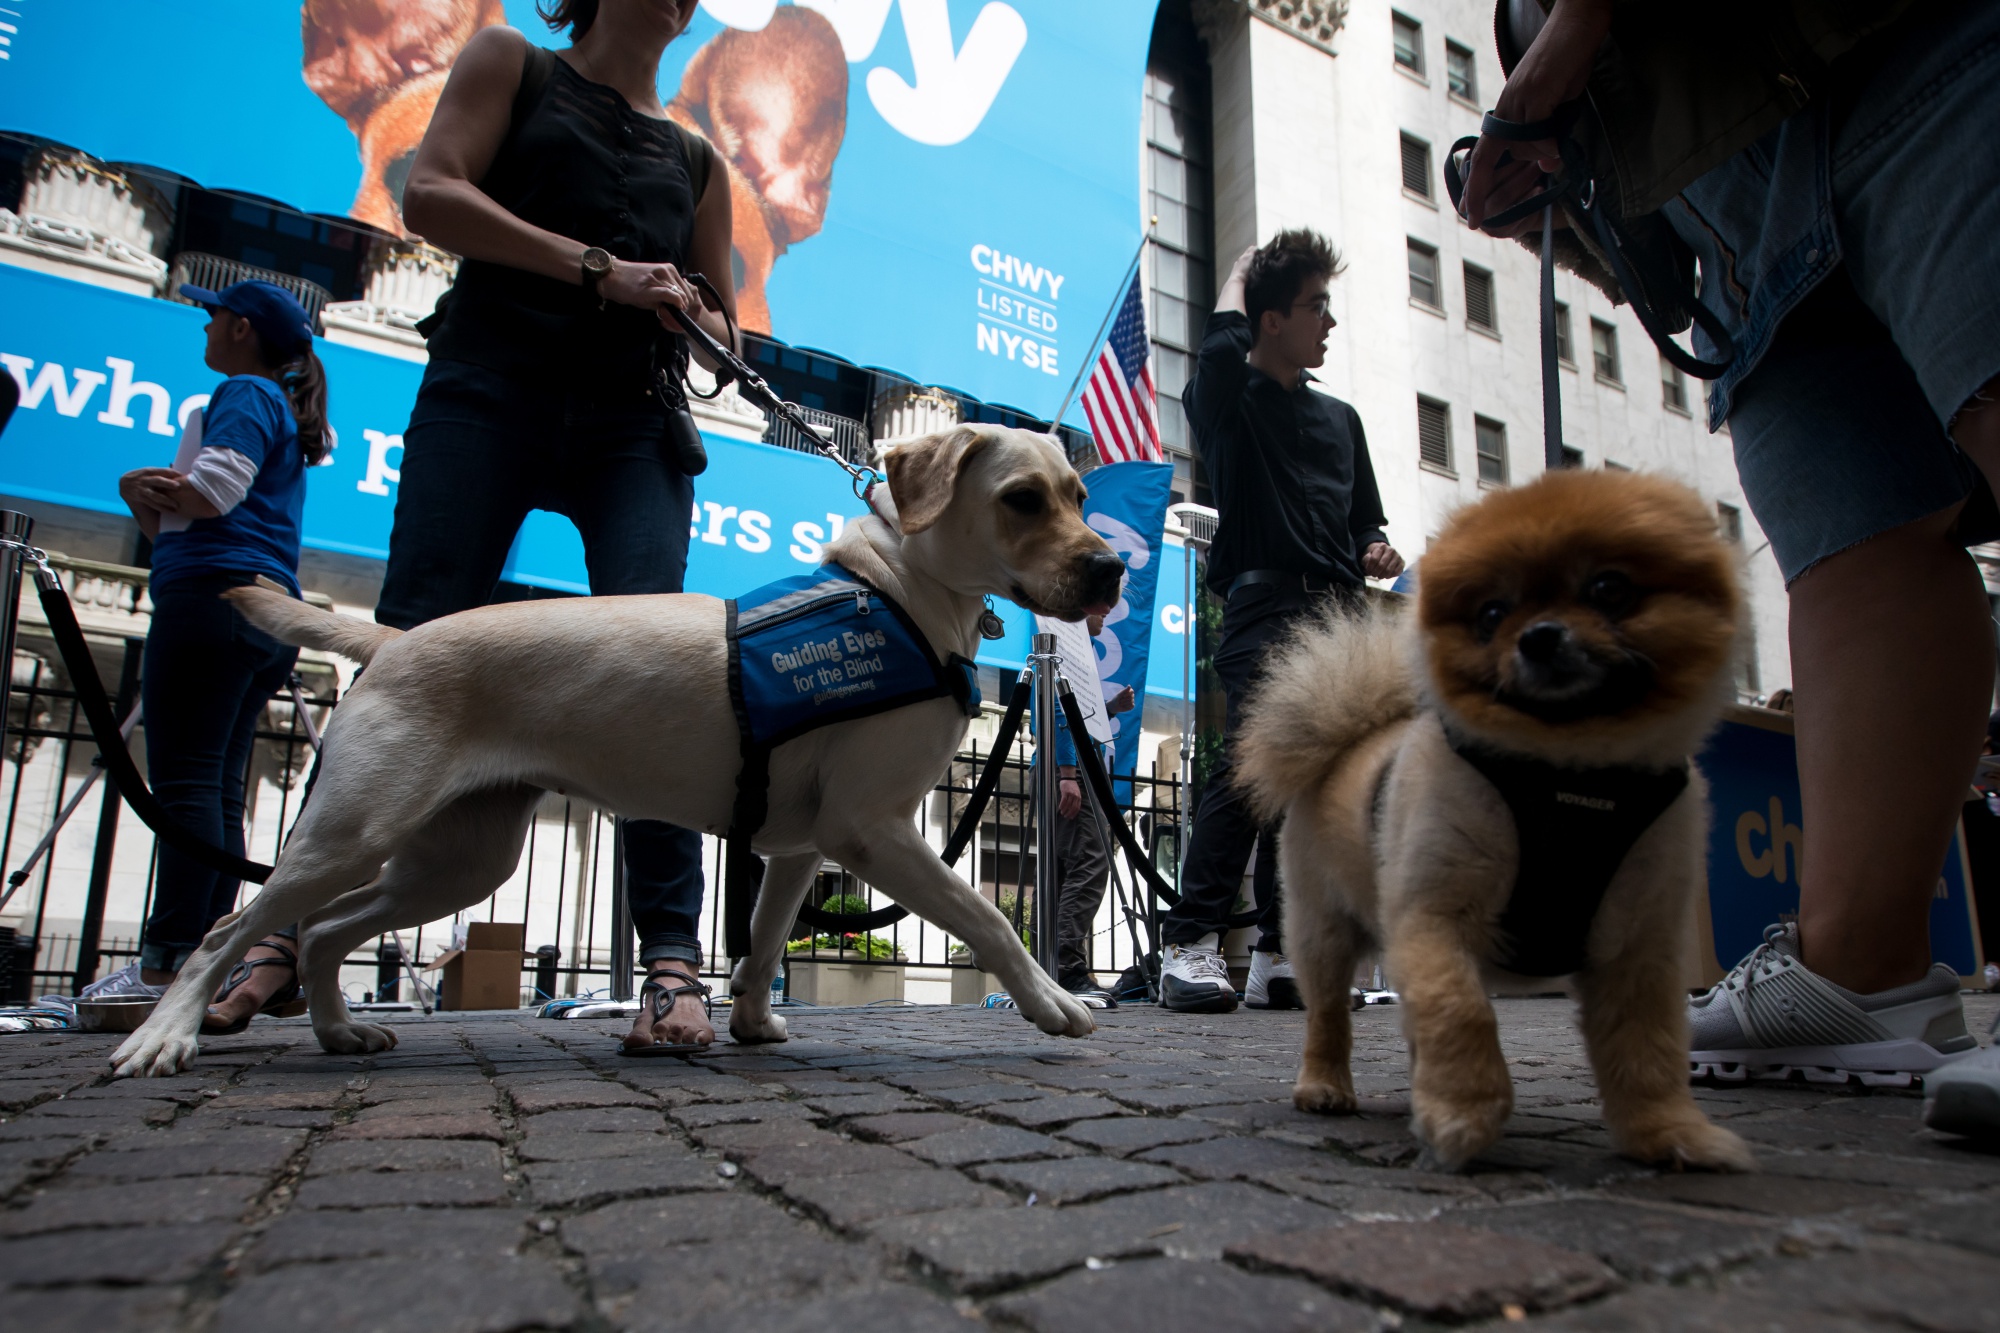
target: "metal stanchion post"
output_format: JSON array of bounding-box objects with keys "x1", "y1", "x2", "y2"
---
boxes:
[
  {"x1": 1030, "y1": 632, "x2": 1062, "y2": 980},
  {"x1": 609, "y1": 817, "x2": 634, "y2": 1001},
  {"x1": 0, "y1": 512, "x2": 32, "y2": 761}
]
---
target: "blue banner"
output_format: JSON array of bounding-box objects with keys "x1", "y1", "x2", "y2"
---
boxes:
[
  {"x1": 0, "y1": 0, "x2": 1155, "y2": 423},
  {"x1": 0, "y1": 262, "x2": 1198, "y2": 699},
  {"x1": 1082, "y1": 461, "x2": 1171, "y2": 783}
]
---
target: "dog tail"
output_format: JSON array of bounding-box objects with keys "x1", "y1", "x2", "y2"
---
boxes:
[
  {"x1": 222, "y1": 580, "x2": 403, "y2": 665},
  {"x1": 1235, "y1": 601, "x2": 1419, "y2": 822}
]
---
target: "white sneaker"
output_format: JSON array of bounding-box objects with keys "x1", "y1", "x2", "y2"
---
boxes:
[
  {"x1": 1159, "y1": 935, "x2": 1238, "y2": 1013},
  {"x1": 1688, "y1": 922, "x2": 1977, "y2": 1087},
  {"x1": 77, "y1": 961, "x2": 168, "y2": 1002},
  {"x1": 1246, "y1": 950, "x2": 1303, "y2": 1010}
]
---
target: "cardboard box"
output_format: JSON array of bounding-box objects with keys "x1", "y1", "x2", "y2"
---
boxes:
[{"x1": 427, "y1": 922, "x2": 527, "y2": 1011}]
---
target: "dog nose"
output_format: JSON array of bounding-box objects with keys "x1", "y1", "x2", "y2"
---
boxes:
[
  {"x1": 1516, "y1": 621, "x2": 1570, "y2": 663},
  {"x1": 1083, "y1": 552, "x2": 1126, "y2": 596}
]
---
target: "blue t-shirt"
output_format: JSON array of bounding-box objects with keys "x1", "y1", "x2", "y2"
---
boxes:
[{"x1": 149, "y1": 376, "x2": 306, "y2": 595}]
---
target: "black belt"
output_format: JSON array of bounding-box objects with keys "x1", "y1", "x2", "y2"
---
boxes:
[{"x1": 1227, "y1": 569, "x2": 1341, "y2": 598}]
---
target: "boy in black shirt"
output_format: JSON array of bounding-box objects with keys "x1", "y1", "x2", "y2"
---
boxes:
[{"x1": 1161, "y1": 229, "x2": 1403, "y2": 1013}]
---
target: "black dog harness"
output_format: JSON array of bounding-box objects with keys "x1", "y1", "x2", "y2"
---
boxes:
[{"x1": 1450, "y1": 739, "x2": 1689, "y2": 977}]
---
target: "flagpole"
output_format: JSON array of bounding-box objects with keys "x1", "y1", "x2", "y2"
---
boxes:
[{"x1": 1048, "y1": 220, "x2": 1153, "y2": 435}]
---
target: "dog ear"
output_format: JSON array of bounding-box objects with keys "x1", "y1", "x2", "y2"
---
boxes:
[{"x1": 884, "y1": 426, "x2": 991, "y2": 534}]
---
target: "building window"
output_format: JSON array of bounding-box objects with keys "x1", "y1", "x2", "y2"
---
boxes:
[
  {"x1": 1717, "y1": 502, "x2": 1744, "y2": 544},
  {"x1": 1560, "y1": 444, "x2": 1584, "y2": 469},
  {"x1": 1144, "y1": 18, "x2": 1215, "y2": 503},
  {"x1": 1407, "y1": 239, "x2": 1441, "y2": 309},
  {"x1": 1474, "y1": 416, "x2": 1507, "y2": 484},
  {"x1": 1553, "y1": 301, "x2": 1574, "y2": 364},
  {"x1": 1660, "y1": 353, "x2": 1690, "y2": 414},
  {"x1": 1591, "y1": 317, "x2": 1622, "y2": 384},
  {"x1": 1392, "y1": 11, "x2": 1424, "y2": 75},
  {"x1": 1400, "y1": 133, "x2": 1433, "y2": 199},
  {"x1": 1464, "y1": 263, "x2": 1496, "y2": 333},
  {"x1": 1446, "y1": 40, "x2": 1478, "y2": 102},
  {"x1": 1417, "y1": 395, "x2": 1453, "y2": 472}
]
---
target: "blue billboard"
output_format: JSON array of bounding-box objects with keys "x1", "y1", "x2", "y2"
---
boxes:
[{"x1": 0, "y1": 0, "x2": 1155, "y2": 423}]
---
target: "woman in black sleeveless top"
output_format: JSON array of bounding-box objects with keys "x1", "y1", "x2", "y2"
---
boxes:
[{"x1": 389, "y1": 0, "x2": 733, "y2": 1053}]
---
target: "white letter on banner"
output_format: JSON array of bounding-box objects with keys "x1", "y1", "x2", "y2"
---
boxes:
[
  {"x1": 977, "y1": 323, "x2": 1002, "y2": 356},
  {"x1": 356, "y1": 430, "x2": 403, "y2": 496},
  {"x1": 790, "y1": 520, "x2": 825, "y2": 563},
  {"x1": 866, "y1": 0, "x2": 1026, "y2": 147},
  {"x1": 699, "y1": 0, "x2": 775, "y2": 30},
  {"x1": 800, "y1": 0, "x2": 895, "y2": 60},
  {"x1": 97, "y1": 358, "x2": 175, "y2": 435},
  {"x1": 702, "y1": 502, "x2": 738, "y2": 545},
  {"x1": 736, "y1": 510, "x2": 772, "y2": 552},
  {"x1": 1161, "y1": 603, "x2": 1185, "y2": 634},
  {"x1": 0, "y1": 356, "x2": 109, "y2": 417}
]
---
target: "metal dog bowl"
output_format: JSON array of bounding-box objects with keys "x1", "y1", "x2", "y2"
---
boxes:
[{"x1": 75, "y1": 997, "x2": 157, "y2": 1032}]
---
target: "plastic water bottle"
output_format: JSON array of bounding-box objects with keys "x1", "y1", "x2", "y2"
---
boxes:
[{"x1": 770, "y1": 971, "x2": 786, "y2": 1005}]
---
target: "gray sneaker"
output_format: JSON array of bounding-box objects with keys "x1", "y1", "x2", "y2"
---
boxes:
[
  {"x1": 1688, "y1": 923, "x2": 1976, "y2": 1088},
  {"x1": 77, "y1": 961, "x2": 168, "y2": 1002}
]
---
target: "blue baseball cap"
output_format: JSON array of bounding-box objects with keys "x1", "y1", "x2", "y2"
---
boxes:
[{"x1": 179, "y1": 280, "x2": 315, "y2": 357}]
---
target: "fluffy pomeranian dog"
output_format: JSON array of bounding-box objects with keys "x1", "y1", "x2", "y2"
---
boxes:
[{"x1": 1236, "y1": 469, "x2": 1754, "y2": 1172}]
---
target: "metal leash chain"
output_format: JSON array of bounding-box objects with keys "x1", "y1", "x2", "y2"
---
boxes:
[{"x1": 662, "y1": 300, "x2": 892, "y2": 520}]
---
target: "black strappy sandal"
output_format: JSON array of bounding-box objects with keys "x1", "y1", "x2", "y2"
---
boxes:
[
  {"x1": 202, "y1": 937, "x2": 306, "y2": 1034},
  {"x1": 619, "y1": 965, "x2": 714, "y2": 1058}
]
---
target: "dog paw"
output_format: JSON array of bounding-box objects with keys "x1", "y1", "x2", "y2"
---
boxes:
[
  {"x1": 316, "y1": 1021, "x2": 398, "y2": 1055},
  {"x1": 729, "y1": 1009, "x2": 789, "y2": 1044},
  {"x1": 1293, "y1": 1078, "x2": 1358, "y2": 1115},
  {"x1": 1410, "y1": 1091, "x2": 1510, "y2": 1172},
  {"x1": 1621, "y1": 1116, "x2": 1757, "y2": 1173},
  {"x1": 110, "y1": 1029, "x2": 199, "y2": 1079},
  {"x1": 1024, "y1": 986, "x2": 1096, "y2": 1038}
]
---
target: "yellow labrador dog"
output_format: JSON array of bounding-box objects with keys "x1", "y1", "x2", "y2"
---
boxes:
[{"x1": 111, "y1": 426, "x2": 1123, "y2": 1077}]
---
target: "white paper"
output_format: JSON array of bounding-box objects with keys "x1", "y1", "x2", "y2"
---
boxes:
[
  {"x1": 156, "y1": 408, "x2": 202, "y2": 534},
  {"x1": 1032, "y1": 613, "x2": 1114, "y2": 745}
]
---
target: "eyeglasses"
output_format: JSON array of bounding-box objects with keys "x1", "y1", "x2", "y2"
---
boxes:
[{"x1": 1291, "y1": 294, "x2": 1335, "y2": 321}]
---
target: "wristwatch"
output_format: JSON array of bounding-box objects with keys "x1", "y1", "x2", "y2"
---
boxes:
[{"x1": 580, "y1": 247, "x2": 613, "y2": 308}]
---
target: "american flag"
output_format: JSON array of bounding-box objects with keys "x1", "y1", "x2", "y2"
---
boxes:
[{"x1": 1081, "y1": 272, "x2": 1163, "y2": 464}]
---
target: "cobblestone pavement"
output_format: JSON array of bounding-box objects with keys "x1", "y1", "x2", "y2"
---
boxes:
[{"x1": 3, "y1": 995, "x2": 1997, "y2": 1332}]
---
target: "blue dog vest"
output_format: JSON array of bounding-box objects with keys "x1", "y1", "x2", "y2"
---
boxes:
[{"x1": 725, "y1": 564, "x2": 979, "y2": 840}]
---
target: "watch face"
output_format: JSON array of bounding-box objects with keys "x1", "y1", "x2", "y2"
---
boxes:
[{"x1": 583, "y1": 248, "x2": 613, "y2": 274}]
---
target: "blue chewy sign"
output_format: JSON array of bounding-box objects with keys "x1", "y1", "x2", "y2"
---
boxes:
[{"x1": 1698, "y1": 709, "x2": 1985, "y2": 979}]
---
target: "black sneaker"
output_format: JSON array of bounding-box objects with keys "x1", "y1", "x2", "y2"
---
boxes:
[{"x1": 1159, "y1": 937, "x2": 1238, "y2": 1013}]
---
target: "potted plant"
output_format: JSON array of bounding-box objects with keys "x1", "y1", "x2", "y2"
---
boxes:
[{"x1": 785, "y1": 894, "x2": 906, "y2": 1006}]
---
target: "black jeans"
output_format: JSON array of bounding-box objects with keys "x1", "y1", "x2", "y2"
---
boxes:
[
  {"x1": 139, "y1": 573, "x2": 299, "y2": 972},
  {"x1": 376, "y1": 358, "x2": 705, "y2": 965},
  {"x1": 1054, "y1": 799, "x2": 1111, "y2": 986},
  {"x1": 1163, "y1": 582, "x2": 1350, "y2": 952}
]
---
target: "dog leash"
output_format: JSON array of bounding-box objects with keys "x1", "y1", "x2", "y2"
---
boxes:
[
  {"x1": 662, "y1": 295, "x2": 901, "y2": 532},
  {"x1": 1443, "y1": 104, "x2": 1736, "y2": 467}
]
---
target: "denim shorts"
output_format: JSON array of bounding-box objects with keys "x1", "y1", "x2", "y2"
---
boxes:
[{"x1": 1667, "y1": 0, "x2": 2000, "y2": 582}]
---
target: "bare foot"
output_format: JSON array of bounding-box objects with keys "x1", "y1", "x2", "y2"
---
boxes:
[
  {"x1": 622, "y1": 963, "x2": 715, "y2": 1052},
  {"x1": 203, "y1": 938, "x2": 299, "y2": 1032}
]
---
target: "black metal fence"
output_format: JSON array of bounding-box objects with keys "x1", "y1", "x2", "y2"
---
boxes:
[{"x1": 1, "y1": 650, "x2": 1186, "y2": 1009}]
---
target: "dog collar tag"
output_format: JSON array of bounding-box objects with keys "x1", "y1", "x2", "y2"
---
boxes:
[{"x1": 979, "y1": 604, "x2": 1006, "y2": 640}]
